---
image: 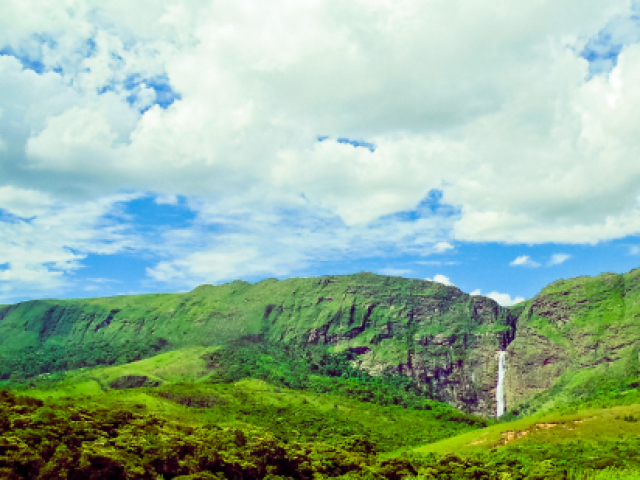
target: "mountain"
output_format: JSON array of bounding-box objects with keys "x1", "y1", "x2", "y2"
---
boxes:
[
  {"x1": 0, "y1": 273, "x2": 515, "y2": 416},
  {"x1": 2, "y1": 268, "x2": 640, "y2": 419}
]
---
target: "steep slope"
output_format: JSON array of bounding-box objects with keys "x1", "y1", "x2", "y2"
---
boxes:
[
  {"x1": 7, "y1": 267, "x2": 640, "y2": 418},
  {"x1": 505, "y1": 268, "x2": 640, "y2": 414},
  {"x1": 0, "y1": 273, "x2": 515, "y2": 416}
]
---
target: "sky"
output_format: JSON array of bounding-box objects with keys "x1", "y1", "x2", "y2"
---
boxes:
[{"x1": 2, "y1": 1, "x2": 640, "y2": 305}]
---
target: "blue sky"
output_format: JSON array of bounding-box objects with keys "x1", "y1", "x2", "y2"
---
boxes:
[{"x1": 2, "y1": 1, "x2": 640, "y2": 305}]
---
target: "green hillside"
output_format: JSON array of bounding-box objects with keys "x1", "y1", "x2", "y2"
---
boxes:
[
  {"x1": 0, "y1": 350, "x2": 487, "y2": 479},
  {"x1": 504, "y1": 268, "x2": 640, "y2": 418},
  {"x1": 4, "y1": 268, "x2": 640, "y2": 477},
  {"x1": 0, "y1": 273, "x2": 516, "y2": 416}
]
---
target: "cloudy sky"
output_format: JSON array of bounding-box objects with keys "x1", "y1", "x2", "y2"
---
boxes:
[{"x1": 2, "y1": 0, "x2": 640, "y2": 305}]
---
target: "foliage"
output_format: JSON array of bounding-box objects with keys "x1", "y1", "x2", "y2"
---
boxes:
[
  {"x1": 500, "y1": 363, "x2": 640, "y2": 421},
  {"x1": 6, "y1": 388, "x2": 640, "y2": 479},
  {"x1": 0, "y1": 388, "x2": 422, "y2": 479},
  {"x1": 204, "y1": 338, "x2": 483, "y2": 424},
  {"x1": 0, "y1": 338, "x2": 170, "y2": 381}
]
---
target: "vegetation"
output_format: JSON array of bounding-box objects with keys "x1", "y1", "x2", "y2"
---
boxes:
[
  {"x1": 1, "y1": 346, "x2": 486, "y2": 453},
  {"x1": 203, "y1": 337, "x2": 476, "y2": 414},
  {"x1": 0, "y1": 273, "x2": 516, "y2": 417},
  {"x1": 6, "y1": 387, "x2": 640, "y2": 479},
  {"x1": 5, "y1": 268, "x2": 640, "y2": 477},
  {"x1": 0, "y1": 338, "x2": 171, "y2": 380}
]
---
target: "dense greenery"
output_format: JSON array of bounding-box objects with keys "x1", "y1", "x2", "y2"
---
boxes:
[
  {"x1": 204, "y1": 337, "x2": 478, "y2": 416},
  {"x1": 6, "y1": 269, "x2": 640, "y2": 477},
  {"x1": 147, "y1": 380, "x2": 482, "y2": 451},
  {"x1": 0, "y1": 389, "x2": 391, "y2": 479},
  {"x1": 504, "y1": 268, "x2": 640, "y2": 415},
  {"x1": 0, "y1": 273, "x2": 516, "y2": 417},
  {"x1": 500, "y1": 349, "x2": 640, "y2": 422},
  {"x1": 0, "y1": 338, "x2": 171, "y2": 380},
  {"x1": 5, "y1": 389, "x2": 640, "y2": 479}
]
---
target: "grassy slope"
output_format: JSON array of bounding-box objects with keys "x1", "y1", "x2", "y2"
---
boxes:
[
  {"x1": 6, "y1": 269, "x2": 640, "y2": 477},
  {"x1": 8, "y1": 350, "x2": 483, "y2": 453},
  {"x1": 413, "y1": 402, "x2": 640, "y2": 455},
  {"x1": 408, "y1": 401, "x2": 640, "y2": 478},
  {"x1": 1, "y1": 272, "x2": 517, "y2": 416},
  {"x1": 0, "y1": 273, "x2": 489, "y2": 355},
  {"x1": 0, "y1": 273, "x2": 477, "y2": 358}
]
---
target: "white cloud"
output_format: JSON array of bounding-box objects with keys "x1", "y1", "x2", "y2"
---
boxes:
[
  {"x1": 144, "y1": 203, "x2": 454, "y2": 288},
  {"x1": 155, "y1": 194, "x2": 179, "y2": 206},
  {"x1": 0, "y1": 186, "x2": 52, "y2": 218},
  {"x1": 549, "y1": 253, "x2": 572, "y2": 265},
  {"x1": 486, "y1": 291, "x2": 526, "y2": 307},
  {"x1": 510, "y1": 255, "x2": 541, "y2": 268},
  {"x1": 426, "y1": 274, "x2": 454, "y2": 286},
  {"x1": 630, "y1": 245, "x2": 640, "y2": 255},
  {"x1": 2, "y1": 0, "x2": 640, "y2": 295},
  {"x1": 0, "y1": 194, "x2": 139, "y2": 302},
  {"x1": 433, "y1": 241, "x2": 454, "y2": 253},
  {"x1": 470, "y1": 288, "x2": 525, "y2": 306}
]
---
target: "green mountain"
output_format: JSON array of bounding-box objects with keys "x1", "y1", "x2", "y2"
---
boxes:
[
  {"x1": 4, "y1": 268, "x2": 640, "y2": 478},
  {"x1": 3, "y1": 269, "x2": 640, "y2": 419},
  {"x1": 504, "y1": 268, "x2": 640, "y2": 417},
  {"x1": 0, "y1": 273, "x2": 516, "y2": 416}
]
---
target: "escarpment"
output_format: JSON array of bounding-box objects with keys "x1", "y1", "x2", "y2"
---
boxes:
[
  {"x1": 505, "y1": 269, "x2": 640, "y2": 411},
  {"x1": 3, "y1": 269, "x2": 640, "y2": 417}
]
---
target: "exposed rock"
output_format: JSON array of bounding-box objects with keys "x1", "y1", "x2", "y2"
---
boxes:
[{"x1": 109, "y1": 375, "x2": 160, "y2": 390}]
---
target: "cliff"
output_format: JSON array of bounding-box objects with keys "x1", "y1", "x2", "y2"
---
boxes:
[{"x1": 504, "y1": 268, "x2": 640, "y2": 413}]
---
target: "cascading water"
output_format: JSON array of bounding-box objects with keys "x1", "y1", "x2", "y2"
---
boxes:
[{"x1": 496, "y1": 351, "x2": 507, "y2": 417}]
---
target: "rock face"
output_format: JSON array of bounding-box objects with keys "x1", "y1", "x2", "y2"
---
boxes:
[
  {"x1": 262, "y1": 274, "x2": 517, "y2": 416},
  {"x1": 505, "y1": 269, "x2": 640, "y2": 411},
  {"x1": 3, "y1": 269, "x2": 640, "y2": 417}
]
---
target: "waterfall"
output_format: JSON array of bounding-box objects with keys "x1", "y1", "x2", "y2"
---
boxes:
[{"x1": 496, "y1": 351, "x2": 507, "y2": 417}]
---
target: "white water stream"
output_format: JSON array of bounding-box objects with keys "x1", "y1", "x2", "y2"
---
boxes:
[{"x1": 496, "y1": 351, "x2": 507, "y2": 417}]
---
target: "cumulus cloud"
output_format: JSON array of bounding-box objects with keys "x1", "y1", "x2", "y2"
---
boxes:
[
  {"x1": 487, "y1": 292, "x2": 526, "y2": 306},
  {"x1": 510, "y1": 255, "x2": 541, "y2": 268},
  {"x1": 470, "y1": 289, "x2": 525, "y2": 306},
  {"x1": 549, "y1": 253, "x2": 572, "y2": 265},
  {"x1": 426, "y1": 274, "x2": 454, "y2": 286},
  {"x1": 0, "y1": 186, "x2": 52, "y2": 218},
  {"x1": 2, "y1": 0, "x2": 640, "y2": 296}
]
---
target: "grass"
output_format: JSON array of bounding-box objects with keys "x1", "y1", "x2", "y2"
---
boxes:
[
  {"x1": 11, "y1": 354, "x2": 483, "y2": 453},
  {"x1": 570, "y1": 469, "x2": 640, "y2": 479},
  {"x1": 413, "y1": 402, "x2": 640, "y2": 455}
]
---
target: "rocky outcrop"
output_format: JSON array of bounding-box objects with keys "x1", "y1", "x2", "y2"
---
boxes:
[
  {"x1": 505, "y1": 270, "x2": 640, "y2": 410},
  {"x1": 109, "y1": 375, "x2": 160, "y2": 390}
]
